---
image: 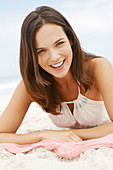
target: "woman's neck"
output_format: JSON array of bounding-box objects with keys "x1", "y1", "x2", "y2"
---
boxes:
[{"x1": 53, "y1": 71, "x2": 75, "y2": 89}]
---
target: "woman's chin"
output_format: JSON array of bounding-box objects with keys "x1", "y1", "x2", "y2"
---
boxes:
[{"x1": 52, "y1": 70, "x2": 71, "y2": 80}]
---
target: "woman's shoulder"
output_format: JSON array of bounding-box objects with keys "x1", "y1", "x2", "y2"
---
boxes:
[
  {"x1": 87, "y1": 57, "x2": 112, "y2": 75},
  {"x1": 90, "y1": 57, "x2": 111, "y2": 66},
  {"x1": 84, "y1": 57, "x2": 113, "y2": 97},
  {"x1": 88, "y1": 57, "x2": 113, "y2": 91},
  {"x1": 15, "y1": 79, "x2": 33, "y2": 103}
]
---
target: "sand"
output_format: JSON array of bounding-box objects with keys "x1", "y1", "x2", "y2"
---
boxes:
[{"x1": 0, "y1": 93, "x2": 113, "y2": 170}]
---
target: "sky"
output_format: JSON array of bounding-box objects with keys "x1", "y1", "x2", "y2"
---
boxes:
[{"x1": 0, "y1": 0, "x2": 113, "y2": 82}]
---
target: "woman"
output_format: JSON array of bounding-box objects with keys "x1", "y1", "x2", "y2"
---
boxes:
[{"x1": 0, "y1": 6, "x2": 113, "y2": 144}]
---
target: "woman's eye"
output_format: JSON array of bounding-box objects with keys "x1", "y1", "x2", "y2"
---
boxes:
[
  {"x1": 56, "y1": 41, "x2": 64, "y2": 46},
  {"x1": 37, "y1": 49, "x2": 45, "y2": 55}
]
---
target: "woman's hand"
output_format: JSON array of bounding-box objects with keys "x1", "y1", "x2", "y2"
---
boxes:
[{"x1": 41, "y1": 130, "x2": 83, "y2": 142}]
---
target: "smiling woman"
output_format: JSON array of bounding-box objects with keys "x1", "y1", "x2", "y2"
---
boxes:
[
  {"x1": 35, "y1": 24, "x2": 73, "y2": 79},
  {"x1": 0, "y1": 6, "x2": 113, "y2": 144}
]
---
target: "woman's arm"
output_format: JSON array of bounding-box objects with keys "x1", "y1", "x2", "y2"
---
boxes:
[
  {"x1": 0, "y1": 80, "x2": 42, "y2": 144},
  {"x1": 0, "y1": 80, "x2": 82, "y2": 144},
  {"x1": 70, "y1": 58, "x2": 113, "y2": 140},
  {"x1": 70, "y1": 121, "x2": 113, "y2": 140},
  {"x1": 0, "y1": 132, "x2": 42, "y2": 144}
]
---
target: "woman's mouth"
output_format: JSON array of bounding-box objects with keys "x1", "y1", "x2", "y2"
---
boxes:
[{"x1": 50, "y1": 59, "x2": 65, "y2": 71}]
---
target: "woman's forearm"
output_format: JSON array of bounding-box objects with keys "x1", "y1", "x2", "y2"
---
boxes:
[
  {"x1": 71, "y1": 122, "x2": 113, "y2": 140},
  {"x1": 0, "y1": 131, "x2": 42, "y2": 145},
  {"x1": 1, "y1": 122, "x2": 112, "y2": 145}
]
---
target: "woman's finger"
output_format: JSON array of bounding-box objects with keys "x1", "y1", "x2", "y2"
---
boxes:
[
  {"x1": 69, "y1": 135, "x2": 82, "y2": 142},
  {"x1": 69, "y1": 131, "x2": 83, "y2": 142}
]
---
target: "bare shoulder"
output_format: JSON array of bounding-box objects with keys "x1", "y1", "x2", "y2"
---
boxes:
[
  {"x1": 85, "y1": 57, "x2": 113, "y2": 91},
  {"x1": 85, "y1": 57, "x2": 113, "y2": 120},
  {"x1": 90, "y1": 57, "x2": 113, "y2": 120},
  {"x1": 12, "y1": 79, "x2": 33, "y2": 106},
  {"x1": 0, "y1": 79, "x2": 33, "y2": 133},
  {"x1": 89, "y1": 57, "x2": 113, "y2": 92},
  {"x1": 89, "y1": 57, "x2": 113, "y2": 72},
  {"x1": 16, "y1": 79, "x2": 32, "y2": 101}
]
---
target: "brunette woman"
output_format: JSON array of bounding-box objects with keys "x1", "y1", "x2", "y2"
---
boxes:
[{"x1": 0, "y1": 6, "x2": 113, "y2": 144}]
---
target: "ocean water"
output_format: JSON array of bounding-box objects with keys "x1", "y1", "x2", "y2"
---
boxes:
[{"x1": 0, "y1": 74, "x2": 21, "y2": 96}]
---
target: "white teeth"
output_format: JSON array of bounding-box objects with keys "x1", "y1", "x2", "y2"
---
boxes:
[{"x1": 51, "y1": 61, "x2": 63, "y2": 68}]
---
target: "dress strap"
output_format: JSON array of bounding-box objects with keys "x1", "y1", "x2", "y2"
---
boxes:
[
  {"x1": 64, "y1": 100, "x2": 75, "y2": 104},
  {"x1": 78, "y1": 84, "x2": 81, "y2": 95}
]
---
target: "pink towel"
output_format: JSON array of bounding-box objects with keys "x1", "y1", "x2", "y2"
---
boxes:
[{"x1": 0, "y1": 133, "x2": 113, "y2": 158}]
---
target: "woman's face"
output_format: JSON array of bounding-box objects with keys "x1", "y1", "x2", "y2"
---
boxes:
[{"x1": 35, "y1": 23, "x2": 73, "y2": 79}]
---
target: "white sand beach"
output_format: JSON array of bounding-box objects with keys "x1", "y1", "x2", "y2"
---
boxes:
[{"x1": 0, "y1": 92, "x2": 113, "y2": 170}]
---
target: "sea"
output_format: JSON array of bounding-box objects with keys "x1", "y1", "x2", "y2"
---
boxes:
[{"x1": 0, "y1": 74, "x2": 21, "y2": 96}]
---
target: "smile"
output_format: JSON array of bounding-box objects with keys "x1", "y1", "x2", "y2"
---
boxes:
[
  {"x1": 50, "y1": 59, "x2": 65, "y2": 70},
  {"x1": 51, "y1": 60, "x2": 64, "y2": 68}
]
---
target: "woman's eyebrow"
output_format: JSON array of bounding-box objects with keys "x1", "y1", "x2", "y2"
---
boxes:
[
  {"x1": 36, "y1": 38, "x2": 64, "y2": 51},
  {"x1": 36, "y1": 47, "x2": 44, "y2": 51},
  {"x1": 54, "y1": 38, "x2": 64, "y2": 44}
]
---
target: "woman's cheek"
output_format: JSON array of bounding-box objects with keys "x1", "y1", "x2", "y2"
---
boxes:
[{"x1": 38, "y1": 55, "x2": 45, "y2": 66}]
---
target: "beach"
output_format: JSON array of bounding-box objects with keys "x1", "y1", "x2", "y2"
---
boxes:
[
  {"x1": 0, "y1": 0, "x2": 113, "y2": 168},
  {"x1": 0, "y1": 84, "x2": 113, "y2": 170}
]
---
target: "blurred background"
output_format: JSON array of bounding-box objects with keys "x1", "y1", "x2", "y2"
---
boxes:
[{"x1": 0, "y1": 0, "x2": 113, "y2": 96}]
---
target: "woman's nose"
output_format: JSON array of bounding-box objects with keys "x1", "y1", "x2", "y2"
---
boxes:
[{"x1": 49, "y1": 50, "x2": 60, "y2": 61}]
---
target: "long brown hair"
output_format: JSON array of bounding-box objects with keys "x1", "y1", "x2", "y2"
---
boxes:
[{"x1": 20, "y1": 6, "x2": 98, "y2": 114}]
